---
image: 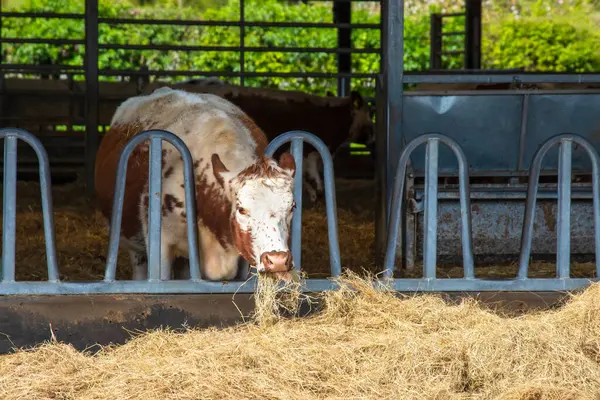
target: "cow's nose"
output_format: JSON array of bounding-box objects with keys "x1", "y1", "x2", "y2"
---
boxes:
[{"x1": 260, "y1": 251, "x2": 292, "y2": 273}]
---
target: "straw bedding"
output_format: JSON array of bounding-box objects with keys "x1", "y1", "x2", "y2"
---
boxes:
[{"x1": 1, "y1": 272, "x2": 600, "y2": 399}]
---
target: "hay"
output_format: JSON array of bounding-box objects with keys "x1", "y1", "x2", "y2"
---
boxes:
[{"x1": 2, "y1": 272, "x2": 600, "y2": 399}]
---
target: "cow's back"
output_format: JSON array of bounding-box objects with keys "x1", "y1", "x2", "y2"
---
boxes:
[{"x1": 94, "y1": 88, "x2": 267, "y2": 239}]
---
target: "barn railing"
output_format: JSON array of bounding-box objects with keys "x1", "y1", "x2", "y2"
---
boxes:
[
  {"x1": 265, "y1": 130, "x2": 342, "y2": 277},
  {"x1": 0, "y1": 128, "x2": 339, "y2": 294},
  {"x1": 379, "y1": 132, "x2": 600, "y2": 292},
  {"x1": 1, "y1": 128, "x2": 600, "y2": 294}
]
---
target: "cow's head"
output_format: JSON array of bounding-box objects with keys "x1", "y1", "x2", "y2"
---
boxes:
[
  {"x1": 327, "y1": 90, "x2": 375, "y2": 147},
  {"x1": 211, "y1": 152, "x2": 297, "y2": 279}
]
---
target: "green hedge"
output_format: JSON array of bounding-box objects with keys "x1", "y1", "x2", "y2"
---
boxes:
[{"x1": 1, "y1": 0, "x2": 599, "y2": 98}]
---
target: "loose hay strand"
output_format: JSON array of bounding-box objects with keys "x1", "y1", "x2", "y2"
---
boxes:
[{"x1": 3, "y1": 273, "x2": 600, "y2": 399}]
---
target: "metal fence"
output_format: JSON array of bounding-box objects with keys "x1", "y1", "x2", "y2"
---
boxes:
[
  {"x1": 0, "y1": 128, "x2": 340, "y2": 294},
  {"x1": 0, "y1": 0, "x2": 382, "y2": 194},
  {"x1": 2, "y1": 127, "x2": 600, "y2": 295}
]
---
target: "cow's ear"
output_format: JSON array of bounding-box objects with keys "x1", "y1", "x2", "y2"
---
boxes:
[
  {"x1": 278, "y1": 152, "x2": 296, "y2": 178},
  {"x1": 350, "y1": 90, "x2": 364, "y2": 109},
  {"x1": 211, "y1": 153, "x2": 229, "y2": 187}
]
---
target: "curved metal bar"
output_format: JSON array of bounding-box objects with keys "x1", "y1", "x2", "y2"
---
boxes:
[
  {"x1": 383, "y1": 132, "x2": 474, "y2": 280},
  {"x1": 517, "y1": 133, "x2": 600, "y2": 279},
  {"x1": 265, "y1": 130, "x2": 342, "y2": 277},
  {"x1": 104, "y1": 129, "x2": 200, "y2": 282},
  {"x1": 0, "y1": 128, "x2": 59, "y2": 283}
]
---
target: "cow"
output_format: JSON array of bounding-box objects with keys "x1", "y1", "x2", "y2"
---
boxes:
[
  {"x1": 142, "y1": 83, "x2": 376, "y2": 205},
  {"x1": 93, "y1": 87, "x2": 298, "y2": 282}
]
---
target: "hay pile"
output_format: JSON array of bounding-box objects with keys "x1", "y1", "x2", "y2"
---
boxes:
[{"x1": 2, "y1": 272, "x2": 600, "y2": 399}]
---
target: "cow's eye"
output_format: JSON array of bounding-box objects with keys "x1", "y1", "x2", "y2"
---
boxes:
[
  {"x1": 238, "y1": 207, "x2": 248, "y2": 216},
  {"x1": 291, "y1": 201, "x2": 296, "y2": 211}
]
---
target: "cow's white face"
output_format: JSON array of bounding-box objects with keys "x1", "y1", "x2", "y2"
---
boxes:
[{"x1": 212, "y1": 152, "x2": 297, "y2": 279}]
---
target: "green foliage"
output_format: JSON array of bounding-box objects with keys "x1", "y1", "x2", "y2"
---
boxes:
[
  {"x1": 483, "y1": 17, "x2": 600, "y2": 72},
  {"x1": 1, "y1": 0, "x2": 599, "y2": 98}
]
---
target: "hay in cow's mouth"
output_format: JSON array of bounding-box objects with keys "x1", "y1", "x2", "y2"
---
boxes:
[{"x1": 1, "y1": 271, "x2": 600, "y2": 399}]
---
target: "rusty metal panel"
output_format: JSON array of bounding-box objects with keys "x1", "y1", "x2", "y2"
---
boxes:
[
  {"x1": 417, "y1": 200, "x2": 596, "y2": 265},
  {"x1": 402, "y1": 94, "x2": 524, "y2": 174}
]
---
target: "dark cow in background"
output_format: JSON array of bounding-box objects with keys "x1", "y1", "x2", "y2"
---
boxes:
[{"x1": 144, "y1": 81, "x2": 376, "y2": 205}]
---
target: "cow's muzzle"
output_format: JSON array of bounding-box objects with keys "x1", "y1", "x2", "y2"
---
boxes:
[{"x1": 260, "y1": 250, "x2": 293, "y2": 273}]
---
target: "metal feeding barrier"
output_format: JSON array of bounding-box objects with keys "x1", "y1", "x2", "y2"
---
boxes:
[
  {"x1": 1, "y1": 127, "x2": 600, "y2": 295},
  {"x1": 0, "y1": 128, "x2": 339, "y2": 294},
  {"x1": 380, "y1": 132, "x2": 600, "y2": 292}
]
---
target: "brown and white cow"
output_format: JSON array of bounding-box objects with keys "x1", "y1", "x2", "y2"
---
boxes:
[
  {"x1": 143, "y1": 82, "x2": 376, "y2": 204},
  {"x1": 94, "y1": 87, "x2": 298, "y2": 281}
]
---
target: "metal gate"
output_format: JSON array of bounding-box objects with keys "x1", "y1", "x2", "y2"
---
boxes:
[{"x1": 2, "y1": 126, "x2": 600, "y2": 294}]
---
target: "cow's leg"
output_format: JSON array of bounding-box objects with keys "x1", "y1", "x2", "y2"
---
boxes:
[
  {"x1": 199, "y1": 227, "x2": 239, "y2": 281},
  {"x1": 173, "y1": 257, "x2": 191, "y2": 280},
  {"x1": 304, "y1": 151, "x2": 324, "y2": 203},
  {"x1": 142, "y1": 229, "x2": 176, "y2": 281},
  {"x1": 130, "y1": 249, "x2": 148, "y2": 281}
]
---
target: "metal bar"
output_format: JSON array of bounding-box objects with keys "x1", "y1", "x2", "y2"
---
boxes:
[
  {"x1": 382, "y1": 0, "x2": 405, "y2": 243},
  {"x1": 101, "y1": 69, "x2": 378, "y2": 79},
  {"x1": 147, "y1": 136, "x2": 163, "y2": 281},
  {"x1": 429, "y1": 14, "x2": 442, "y2": 70},
  {"x1": 383, "y1": 133, "x2": 474, "y2": 279},
  {"x1": 334, "y1": 0, "x2": 351, "y2": 96},
  {"x1": 517, "y1": 134, "x2": 600, "y2": 279},
  {"x1": 265, "y1": 130, "x2": 341, "y2": 277},
  {"x1": 0, "y1": 38, "x2": 84, "y2": 45},
  {"x1": 239, "y1": 0, "x2": 245, "y2": 87},
  {"x1": 0, "y1": 128, "x2": 59, "y2": 283},
  {"x1": 97, "y1": 18, "x2": 380, "y2": 29},
  {"x1": 2, "y1": 136, "x2": 17, "y2": 282},
  {"x1": 423, "y1": 139, "x2": 439, "y2": 278},
  {"x1": 464, "y1": 0, "x2": 482, "y2": 69},
  {"x1": 556, "y1": 139, "x2": 572, "y2": 278},
  {"x1": 0, "y1": 12, "x2": 84, "y2": 18},
  {"x1": 84, "y1": 0, "x2": 99, "y2": 198},
  {"x1": 517, "y1": 94, "x2": 529, "y2": 171},
  {"x1": 373, "y1": 76, "x2": 389, "y2": 263},
  {"x1": 98, "y1": 43, "x2": 380, "y2": 54},
  {"x1": 104, "y1": 130, "x2": 199, "y2": 283},
  {"x1": 0, "y1": 277, "x2": 598, "y2": 296},
  {"x1": 290, "y1": 138, "x2": 304, "y2": 272},
  {"x1": 0, "y1": 64, "x2": 84, "y2": 71},
  {"x1": 403, "y1": 73, "x2": 600, "y2": 84}
]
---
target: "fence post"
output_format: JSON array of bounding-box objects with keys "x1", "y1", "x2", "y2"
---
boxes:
[
  {"x1": 383, "y1": 133, "x2": 474, "y2": 280},
  {"x1": 0, "y1": 128, "x2": 59, "y2": 283},
  {"x1": 84, "y1": 0, "x2": 99, "y2": 198},
  {"x1": 104, "y1": 129, "x2": 200, "y2": 282},
  {"x1": 517, "y1": 133, "x2": 600, "y2": 279},
  {"x1": 265, "y1": 130, "x2": 341, "y2": 277}
]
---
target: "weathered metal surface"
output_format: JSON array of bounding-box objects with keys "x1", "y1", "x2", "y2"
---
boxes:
[
  {"x1": 0, "y1": 293, "x2": 258, "y2": 353},
  {"x1": 523, "y1": 94, "x2": 600, "y2": 171},
  {"x1": 0, "y1": 291, "x2": 573, "y2": 354},
  {"x1": 416, "y1": 200, "x2": 596, "y2": 265},
  {"x1": 402, "y1": 92, "x2": 600, "y2": 176}
]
